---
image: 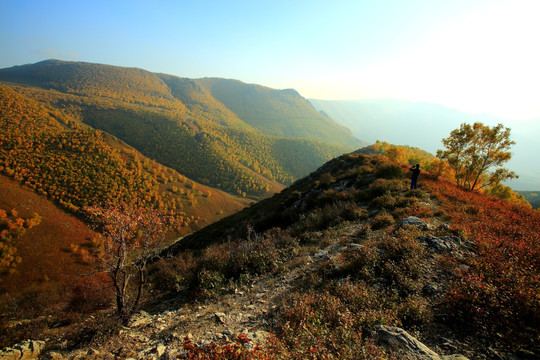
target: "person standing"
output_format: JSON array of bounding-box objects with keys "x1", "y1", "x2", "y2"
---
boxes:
[{"x1": 410, "y1": 164, "x2": 421, "y2": 190}]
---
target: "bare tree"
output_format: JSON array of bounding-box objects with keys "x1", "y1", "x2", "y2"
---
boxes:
[{"x1": 85, "y1": 204, "x2": 171, "y2": 325}]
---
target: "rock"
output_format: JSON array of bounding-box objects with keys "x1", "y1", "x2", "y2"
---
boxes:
[
  {"x1": 423, "y1": 283, "x2": 443, "y2": 296},
  {"x1": 441, "y1": 355, "x2": 470, "y2": 360},
  {"x1": 436, "y1": 224, "x2": 450, "y2": 231},
  {"x1": 156, "y1": 343, "x2": 167, "y2": 357},
  {"x1": 314, "y1": 249, "x2": 331, "y2": 260},
  {"x1": 401, "y1": 216, "x2": 429, "y2": 229},
  {"x1": 430, "y1": 235, "x2": 461, "y2": 252},
  {"x1": 87, "y1": 348, "x2": 100, "y2": 356},
  {"x1": 372, "y1": 325, "x2": 441, "y2": 359},
  {"x1": 0, "y1": 348, "x2": 22, "y2": 360},
  {"x1": 330, "y1": 243, "x2": 344, "y2": 251},
  {"x1": 0, "y1": 340, "x2": 46, "y2": 360},
  {"x1": 215, "y1": 312, "x2": 227, "y2": 324},
  {"x1": 128, "y1": 310, "x2": 153, "y2": 327},
  {"x1": 418, "y1": 235, "x2": 461, "y2": 253},
  {"x1": 43, "y1": 352, "x2": 64, "y2": 360},
  {"x1": 347, "y1": 243, "x2": 363, "y2": 250},
  {"x1": 166, "y1": 349, "x2": 180, "y2": 360}
]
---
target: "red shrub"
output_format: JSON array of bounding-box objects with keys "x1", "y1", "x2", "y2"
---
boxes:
[{"x1": 424, "y1": 178, "x2": 540, "y2": 343}]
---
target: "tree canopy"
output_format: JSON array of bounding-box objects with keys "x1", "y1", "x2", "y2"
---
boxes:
[{"x1": 437, "y1": 122, "x2": 517, "y2": 191}]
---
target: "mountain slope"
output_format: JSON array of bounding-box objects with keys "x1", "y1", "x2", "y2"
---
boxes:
[
  {"x1": 0, "y1": 60, "x2": 356, "y2": 196},
  {"x1": 195, "y1": 78, "x2": 364, "y2": 148},
  {"x1": 8, "y1": 153, "x2": 537, "y2": 359},
  {"x1": 0, "y1": 84, "x2": 248, "y2": 231}
]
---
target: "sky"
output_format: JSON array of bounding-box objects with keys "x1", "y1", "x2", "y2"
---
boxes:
[{"x1": 1, "y1": 0, "x2": 540, "y2": 121}]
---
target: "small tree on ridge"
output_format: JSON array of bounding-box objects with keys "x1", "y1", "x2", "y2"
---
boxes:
[{"x1": 437, "y1": 122, "x2": 517, "y2": 191}]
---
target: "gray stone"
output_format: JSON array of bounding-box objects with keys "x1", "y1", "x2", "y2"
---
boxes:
[
  {"x1": 401, "y1": 216, "x2": 429, "y2": 229},
  {"x1": 423, "y1": 283, "x2": 443, "y2": 296},
  {"x1": 419, "y1": 235, "x2": 461, "y2": 253},
  {"x1": 215, "y1": 312, "x2": 227, "y2": 324},
  {"x1": 373, "y1": 325, "x2": 441, "y2": 359},
  {"x1": 314, "y1": 249, "x2": 331, "y2": 260},
  {"x1": 441, "y1": 355, "x2": 470, "y2": 360},
  {"x1": 128, "y1": 310, "x2": 153, "y2": 327},
  {"x1": 347, "y1": 243, "x2": 363, "y2": 250}
]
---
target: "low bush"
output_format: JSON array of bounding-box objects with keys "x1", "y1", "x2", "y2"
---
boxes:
[
  {"x1": 370, "y1": 211, "x2": 395, "y2": 230},
  {"x1": 370, "y1": 194, "x2": 397, "y2": 210},
  {"x1": 375, "y1": 164, "x2": 404, "y2": 179},
  {"x1": 275, "y1": 282, "x2": 398, "y2": 359},
  {"x1": 425, "y1": 178, "x2": 540, "y2": 347},
  {"x1": 369, "y1": 178, "x2": 406, "y2": 197},
  {"x1": 297, "y1": 201, "x2": 368, "y2": 233},
  {"x1": 68, "y1": 272, "x2": 113, "y2": 313}
]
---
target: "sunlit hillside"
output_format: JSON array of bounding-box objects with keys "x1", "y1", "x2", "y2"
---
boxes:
[{"x1": 0, "y1": 60, "x2": 359, "y2": 197}]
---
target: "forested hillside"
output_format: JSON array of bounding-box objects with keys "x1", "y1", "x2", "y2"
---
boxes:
[
  {"x1": 0, "y1": 85, "x2": 248, "y2": 232},
  {"x1": 195, "y1": 78, "x2": 364, "y2": 148},
  {"x1": 0, "y1": 60, "x2": 357, "y2": 196}
]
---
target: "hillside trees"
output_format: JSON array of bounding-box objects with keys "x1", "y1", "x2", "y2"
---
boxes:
[
  {"x1": 437, "y1": 122, "x2": 517, "y2": 191},
  {"x1": 0, "y1": 208, "x2": 42, "y2": 274},
  {"x1": 0, "y1": 85, "x2": 207, "y2": 232},
  {"x1": 85, "y1": 204, "x2": 173, "y2": 325}
]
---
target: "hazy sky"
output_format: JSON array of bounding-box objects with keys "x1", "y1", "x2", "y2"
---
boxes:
[{"x1": 2, "y1": 0, "x2": 539, "y2": 120}]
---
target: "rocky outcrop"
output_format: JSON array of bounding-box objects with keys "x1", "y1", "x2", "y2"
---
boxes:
[
  {"x1": 418, "y1": 234, "x2": 462, "y2": 253},
  {"x1": 0, "y1": 340, "x2": 45, "y2": 360},
  {"x1": 372, "y1": 325, "x2": 470, "y2": 360},
  {"x1": 401, "y1": 216, "x2": 430, "y2": 229}
]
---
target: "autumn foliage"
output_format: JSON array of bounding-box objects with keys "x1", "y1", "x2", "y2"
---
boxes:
[
  {"x1": 423, "y1": 176, "x2": 540, "y2": 343},
  {"x1": 85, "y1": 204, "x2": 174, "y2": 324},
  {"x1": 0, "y1": 208, "x2": 41, "y2": 275}
]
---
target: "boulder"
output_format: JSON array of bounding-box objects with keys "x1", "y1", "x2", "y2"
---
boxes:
[
  {"x1": 0, "y1": 340, "x2": 46, "y2": 360},
  {"x1": 215, "y1": 312, "x2": 227, "y2": 324},
  {"x1": 418, "y1": 235, "x2": 461, "y2": 253},
  {"x1": 401, "y1": 216, "x2": 429, "y2": 229},
  {"x1": 128, "y1": 310, "x2": 153, "y2": 327},
  {"x1": 372, "y1": 325, "x2": 441, "y2": 359},
  {"x1": 423, "y1": 283, "x2": 444, "y2": 296},
  {"x1": 314, "y1": 249, "x2": 331, "y2": 260}
]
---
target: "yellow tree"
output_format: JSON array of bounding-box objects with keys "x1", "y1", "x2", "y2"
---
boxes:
[{"x1": 437, "y1": 122, "x2": 517, "y2": 191}]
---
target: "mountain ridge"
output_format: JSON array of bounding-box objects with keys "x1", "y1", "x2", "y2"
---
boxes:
[{"x1": 310, "y1": 98, "x2": 540, "y2": 190}]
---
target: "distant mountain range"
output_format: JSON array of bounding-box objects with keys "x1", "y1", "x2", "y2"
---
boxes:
[
  {"x1": 310, "y1": 99, "x2": 540, "y2": 190},
  {"x1": 0, "y1": 60, "x2": 363, "y2": 199}
]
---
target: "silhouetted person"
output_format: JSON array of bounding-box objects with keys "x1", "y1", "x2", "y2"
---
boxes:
[{"x1": 410, "y1": 164, "x2": 420, "y2": 189}]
